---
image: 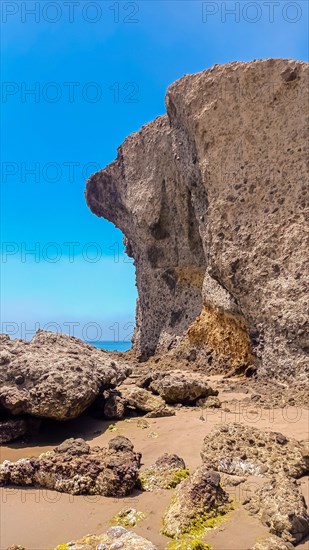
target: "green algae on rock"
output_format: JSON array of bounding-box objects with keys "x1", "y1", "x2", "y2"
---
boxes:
[
  {"x1": 166, "y1": 536, "x2": 212, "y2": 550},
  {"x1": 138, "y1": 453, "x2": 189, "y2": 491},
  {"x1": 111, "y1": 507, "x2": 146, "y2": 528},
  {"x1": 162, "y1": 466, "x2": 232, "y2": 538}
]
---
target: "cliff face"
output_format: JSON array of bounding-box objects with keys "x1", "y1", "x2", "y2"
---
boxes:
[{"x1": 86, "y1": 59, "x2": 309, "y2": 381}]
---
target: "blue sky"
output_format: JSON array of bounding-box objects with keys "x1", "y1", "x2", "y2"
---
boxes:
[{"x1": 1, "y1": 0, "x2": 308, "y2": 341}]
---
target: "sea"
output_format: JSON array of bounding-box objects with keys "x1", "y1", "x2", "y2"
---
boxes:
[{"x1": 87, "y1": 341, "x2": 132, "y2": 352}]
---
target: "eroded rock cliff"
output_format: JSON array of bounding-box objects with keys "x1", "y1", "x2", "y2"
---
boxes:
[{"x1": 86, "y1": 59, "x2": 309, "y2": 382}]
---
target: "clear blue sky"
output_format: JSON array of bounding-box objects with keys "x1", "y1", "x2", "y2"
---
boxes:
[{"x1": 1, "y1": 0, "x2": 308, "y2": 341}]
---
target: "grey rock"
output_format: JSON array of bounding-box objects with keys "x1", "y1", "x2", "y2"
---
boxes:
[
  {"x1": 104, "y1": 394, "x2": 126, "y2": 420},
  {"x1": 108, "y1": 435, "x2": 134, "y2": 453}
]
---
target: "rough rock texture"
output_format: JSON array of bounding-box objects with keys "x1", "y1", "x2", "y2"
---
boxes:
[
  {"x1": 251, "y1": 536, "x2": 294, "y2": 550},
  {"x1": 112, "y1": 507, "x2": 146, "y2": 528},
  {"x1": 245, "y1": 475, "x2": 309, "y2": 544},
  {"x1": 0, "y1": 419, "x2": 28, "y2": 443},
  {"x1": 201, "y1": 423, "x2": 309, "y2": 478},
  {"x1": 196, "y1": 395, "x2": 221, "y2": 408},
  {"x1": 86, "y1": 59, "x2": 309, "y2": 383},
  {"x1": 0, "y1": 436, "x2": 141, "y2": 497},
  {"x1": 138, "y1": 453, "x2": 189, "y2": 491},
  {"x1": 162, "y1": 466, "x2": 231, "y2": 538},
  {"x1": 0, "y1": 331, "x2": 130, "y2": 420},
  {"x1": 146, "y1": 373, "x2": 218, "y2": 405},
  {"x1": 166, "y1": 539, "x2": 211, "y2": 550},
  {"x1": 54, "y1": 526, "x2": 156, "y2": 550},
  {"x1": 120, "y1": 386, "x2": 173, "y2": 415},
  {"x1": 103, "y1": 391, "x2": 126, "y2": 419}
]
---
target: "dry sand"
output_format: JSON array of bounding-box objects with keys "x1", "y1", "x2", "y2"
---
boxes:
[{"x1": 1, "y1": 388, "x2": 309, "y2": 550}]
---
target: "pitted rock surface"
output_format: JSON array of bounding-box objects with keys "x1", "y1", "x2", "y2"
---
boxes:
[
  {"x1": 245, "y1": 475, "x2": 309, "y2": 544},
  {"x1": 86, "y1": 59, "x2": 309, "y2": 384},
  {"x1": 139, "y1": 453, "x2": 188, "y2": 491},
  {"x1": 0, "y1": 331, "x2": 130, "y2": 420},
  {"x1": 54, "y1": 526, "x2": 156, "y2": 550},
  {"x1": 103, "y1": 393, "x2": 126, "y2": 419},
  {"x1": 147, "y1": 373, "x2": 218, "y2": 405},
  {"x1": 201, "y1": 423, "x2": 309, "y2": 478},
  {"x1": 162, "y1": 466, "x2": 231, "y2": 538},
  {"x1": 251, "y1": 536, "x2": 294, "y2": 550},
  {"x1": 120, "y1": 386, "x2": 173, "y2": 416},
  {"x1": 0, "y1": 419, "x2": 28, "y2": 444},
  {"x1": 0, "y1": 436, "x2": 141, "y2": 497}
]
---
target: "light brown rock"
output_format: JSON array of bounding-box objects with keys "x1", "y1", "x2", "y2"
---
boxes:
[
  {"x1": 54, "y1": 526, "x2": 156, "y2": 550},
  {"x1": 120, "y1": 386, "x2": 169, "y2": 414},
  {"x1": 86, "y1": 59, "x2": 309, "y2": 384},
  {"x1": 0, "y1": 331, "x2": 130, "y2": 420},
  {"x1": 148, "y1": 372, "x2": 218, "y2": 405},
  {"x1": 251, "y1": 536, "x2": 294, "y2": 550},
  {"x1": 201, "y1": 423, "x2": 309, "y2": 478},
  {"x1": 138, "y1": 453, "x2": 189, "y2": 491},
  {"x1": 245, "y1": 475, "x2": 309, "y2": 544}
]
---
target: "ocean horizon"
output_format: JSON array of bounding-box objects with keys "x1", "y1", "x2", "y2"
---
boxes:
[{"x1": 87, "y1": 341, "x2": 132, "y2": 352}]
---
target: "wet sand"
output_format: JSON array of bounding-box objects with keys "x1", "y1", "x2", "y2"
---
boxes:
[{"x1": 1, "y1": 398, "x2": 309, "y2": 550}]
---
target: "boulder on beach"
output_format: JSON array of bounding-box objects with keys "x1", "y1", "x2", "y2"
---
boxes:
[
  {"x1": 245, "y1": 474, "x2": 309, "y2": 544},
  {"x1": 54, "y1": 526, "x2": 157, "y2": 550},
  {"x1": 251, "y1": 536, "x2": 294, "y2": 550},
  {"x1": 0, "y1": 436, "x2": 141, "y2": 497},
  {"x1": 138, "y1": 453, "x2": 189, "y2": 491},
  {"x1": 0, "y1": 419, "x2": 28, "y2": 444},
  {"x1": 162, "y1": 466, "x2": 232, "y2": 538},
  {"x1": 137, "y1": 372, "x2": 218, "y2": 405},
  {"x1": 0, "y1": 331, "x2": 130, "y2": 421},
  {"x1": 120, "y1": 385, "x2": 175, "y2": 416},
  {"x1": 201, "y1": 423, "x2": 309, "y2": 478}
]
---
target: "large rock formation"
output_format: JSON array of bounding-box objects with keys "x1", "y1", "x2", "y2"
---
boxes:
[
  {"x1": 0, "y1": 331, "x2": 130, "y2": 420},
  {"x1": 86, "y1": 59, "x2": 308, "y2": 382}
]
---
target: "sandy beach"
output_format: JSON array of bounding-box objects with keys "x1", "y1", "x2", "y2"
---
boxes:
[{"x1": 1, "y1": 381, "x2": 308, "y2": 550}]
